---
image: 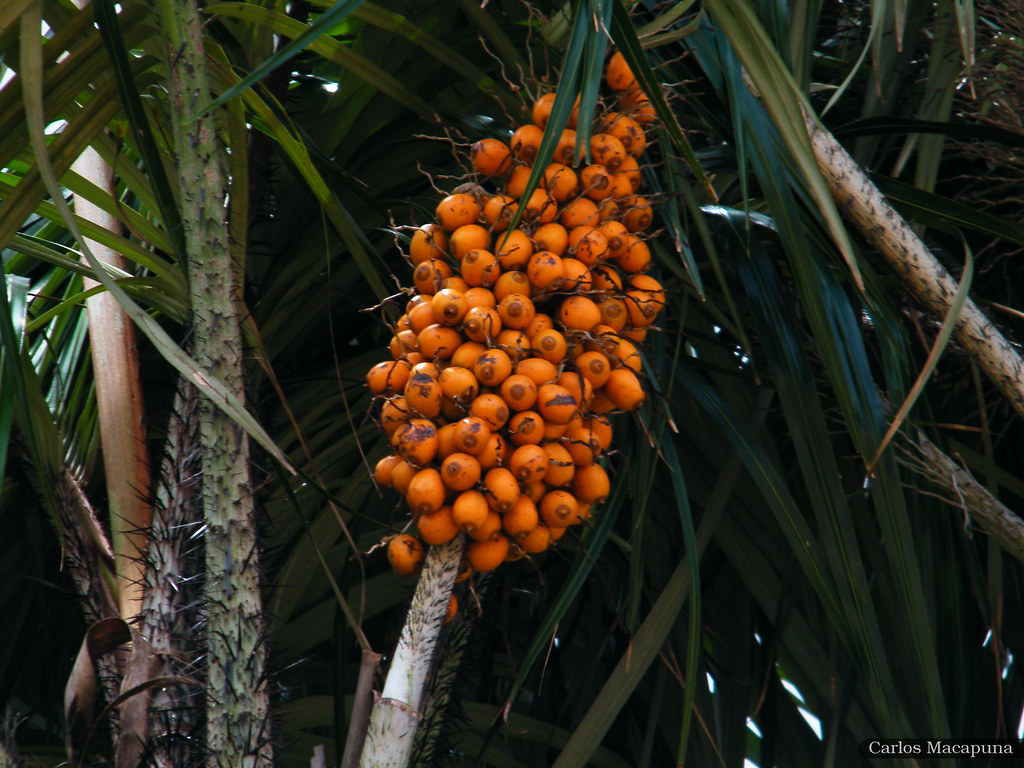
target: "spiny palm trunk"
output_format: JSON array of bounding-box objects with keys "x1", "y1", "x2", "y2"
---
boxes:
[{"x1": 153, "y1": 1, "x2": 271, "y2": 765}]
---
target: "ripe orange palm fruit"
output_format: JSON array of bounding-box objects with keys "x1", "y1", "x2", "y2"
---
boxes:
[
  {"x1": 436, "y1": 192, "x2": 481, "y2": 230},
  {"x1": 406, "y1": 468, "x2": 446, "y2": 515},
  {"x1": 452, "y1": 489, "x2": 490, "y2": 534},
  {"x1": 441, "y1": 452, "x2": 482, "y2": 491},
  {"x1": 417, "y1": 505, "x2": 460, "y2": 545},
  {"x1": 466, "y1": 535, "x2": 511, "y2": 572},
  {"x1": 388, "y1": 534, "x2": 425, "y2": 575},
  {"x1": 471, "y1": 138, "x2": 513, "y2": 177}
]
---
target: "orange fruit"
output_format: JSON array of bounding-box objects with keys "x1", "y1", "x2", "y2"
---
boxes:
[
  {"x1": 616, "y1": 155, "x2": 642, "y2": 192},
  {"x1": 412, "y1": 259, "x2": 454, "y2": 295},
  {"x1": 601, "y1": 112, "x2": 646, "y2": 157},
  {"x1": 556, "y1": 370, "x2": 593, "y2": 412},
  {"x1": 452, "y1": 489, "x2": 490, "y2": 533},
  {"x1": 536, "y1": 383, "x2": 578, "y2": 425},
  {"x1": 564, "y1": 426, "x2": 601, "y2": 465},
  {"x1": 469, "y1": 509, "x2": 502, "y2": 542},
  {"x1": 477, "y1": 431, "x2": 509, "y2": 470},
  {"x1": 439, "y1": 366, "x2": 480, "y2": 404},
  {"x1": 574, "y1": 350, "x2": 612, "y2": 387},
  {"x1": 483, "y1": 467, "x2": 520, "y2": 513},
  {"x1": 559, "y1": 197, "x2": 600, "y2": 229},
  {"x1": 505, "y1": 164, "x2": 533, "y2": 199},
  {"x1": 464, "y1": 286, "x2": 498, "y2": 309},
  {"x1": 539, "y1": 489, "x2": 579, "y2": 528},
  {"x1": 494, "y1": 229, "x2": 534, "y2": 270},
  {"x1": 449, "y1": 224, "x2": 491, "y2": 259},
  {"x1": 554, "y1": 128, "x2": 582, "y2": 166},
  {"x1": 595, "y1": 297, "x2": 628, "y2": 332},
  {"x1": 542, "y1": 441, "x2": 575, "y2": 487},
  {"x1": 366, "y1": 359, "x2": 411, "y2": 395},
  {"x1": 387, "y1": 534, "x2": 425, "y2": 575},
  {"x1": 510, "y1": 124, "x2": 544, "y2": 162},
  {"x1": 390, "y1": 460, "x2": 418, "y2": 495},
  {"x1": 460, "y1": 249, "x2": 500, "y2": 287},
  {"x1": 500, "y1": 374, "x2": 539, "y2": 411},
  {"x1": 482, "y1": 194, "x2": 516, "y2": 231},
  {"x1": 515, "y1": 357, "x2": 558, "y2": 386},
  {"x1": 393, "y1": 418, "x2": 439, "y2": 466},
  {"x1": 436, "y1": 192, "x2": 481, "y2": 230},
  {"x1": 558, "y1": 295, "x2": 602, "y2": 332},
  {"x1": 605, "y1": 52, "x2": 638, "y2": 92},
  {"x1": 466, "y1": 535, "x2": 510, "y2": 572},
  {"x1": 444, "y1": 594, "x2": 458, "y2": 623},
  {"x1": 430, "y1": 288, "x2": 469, "y2": 326},
  {"x1": 604, "y1": 367, "x2": 646, "y2": 410},
  {"x1": 567, "y1": 227, "x2": 608, "y2": 266},
  {"x1": 451, "y1": 340, "x2": 488, "y2": 369},
  {"x1": 623, "y1": 289, "x2": 659, "y2": 327},
  {"x1": 524, "y1": 312, "x2": 555, "y2": 340},
  {"x1": 579, "y1": 164, "x2": 613, "y2": 200},
  {"x1": 453, "y1": 416, "x2": 492, "y2": 455},
  {"x1": 519, "y1": 523, "x2": 552, "y2": 553},
  {"x1": 462, "y1": 305, "x2": 501, "y2": 343},
  {"x1": 620, "y1": 196, "x2": 653, "y2": 233},
  {"x1": 503, "y1": 494, "x2": 540, "y2": 538},
  {"x1": 532, "y1": 222, "x2": 569, "y2": 256},
  {"x1": 614, "y1": 235, "x2": 651, "y2": 273},
  {"x1": 373, "y1": 454, "x2": 404, "y2": 487},
  {"x1": 471, "y1": 138, "x2": 513, "y2": 177},
  {"x1": 404, "y1": 372, "x2": 443, "y2": 418},
  {"x1": 409, "y1": 224, "x2": 449, "y2": 264},
  {"x1": 473, "y1": 348, "x2": 513, "y2": 387},
  {"x1": 532, "y1": 92, "x2": 579, "y2": 129},
  {"x1": 561, "y1": 258, "x2": 592, "y2": 292},
  {"x1": 493, "y1": 270, "x2": 531, "y2": 303},
  {"x1": 506, "y1": 410, "x2": 545, "y2": 446},
  {"x1": 408, "y1": 300, "x2": 438, "y2": 335},
  {"x1": 495, "y1": 328, "x2": 530, "y2": 362},
  {"x1": 441, "y1": 452, "x2": 483, "y2": 491},
  {"x1": 406, "y1": 467, "x2": 446, "y2": 515},
  {"x1": 541, "y1": 163, "x2": 579, "y2": 203},
  {"x1": 509, "y1": 443, "x2": 549, "y2": 483},
  {"x1": 417, "y1": 504, "x2": 460, "y2": 545},
  {"x1": 572, "y1": 462, "x2": 611, "y2": 504},
  {"x1": 618, "y1": 87, "x2": 656, "y2": 123},
  {"x1": 417, "y1": 324, "x2": 463, "y2": 360},
  {"x1": 582, "y1": 414, "x2": 614, "y2": 451},
  {"x1": 531, "y1": 328, "x2": 568, "y2": 364},
  {"x1": 497, "y1": 292, "x2": 536, "y2": 330},
  {"x1": 590, "y1": 133, "x2": 628, "y2": 171},
  {"x1": 470, "y1": 393, "x2": 510, "y2": 431},
  {"x1": 436, "y1": 422, "x2": 460, "y2": 457},
  {"x1": 526, "y1": 251, "x2": 565, "y2": 293},
  {"x1": 589, "y1": 264, "x2": 623, "y2": 292},
  {"x1": 520, "y1": 188, "x2": 558, "y2": 225}
]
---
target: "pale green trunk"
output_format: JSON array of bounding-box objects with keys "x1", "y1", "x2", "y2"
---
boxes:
[
  {"x1": 154, "y1": 2, "x2": 271, "y2": 766},
  {"x1": 360, "y1": 538, "x2": 464, "y2": 768}
]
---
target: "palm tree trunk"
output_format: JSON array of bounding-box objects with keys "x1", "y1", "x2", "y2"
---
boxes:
[
  {"x1": 359, "y1": 538, "x2": 464, "y2": 768},
  {"x1": 152, "y1": 2, "x2": 271, "y2": 765}
]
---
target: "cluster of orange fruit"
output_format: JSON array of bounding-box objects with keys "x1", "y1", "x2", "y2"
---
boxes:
[{"x1": 372, "y1": 52, "x2": 665, "y2": 578}]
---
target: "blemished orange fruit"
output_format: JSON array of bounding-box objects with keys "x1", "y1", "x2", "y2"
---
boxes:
[
  {"x1": 366, "y1": 359, "x2": 412, "y2": 395},
  {"x1": 466, "y1": 534, "x2": 510, "y2": 572},
  {"x1": 443, "y1": 275, "x2": 470, "y2": 294},
  {"x1": 519, "y1": 523, "x2": 552, "y2": 553},
  {"x1": 495, "y1": 328, "x2": 530, "y2": 362},
  {"x1": 620, "y1": 196, "x2": 653, "y2": 233},
  {"x1": 470, "y1": 393, "x2": 510, "y2": 430},
  {"x1": 554, "y1": 128, "x2": 582, "y2": 166},
  {"x1": 520, "y1": 188, "x2": 558, "y2": 225},
  {"x1": 430, "y1": 288, "x2": 469, "y2": 326},
  {"x1": 590, "y1": 133, "x2": 628, "y2": 171},
  {"x1": 623, "y1": 289, "x2": 659, "y2": 327},
  {"x1": 536, "y1": 383, "x2": 579, "y2": 425},
  {"x1": 542, "y1": 442, "x2": 575, "y2": 487},
  {"x1": 595, "y1": 297, "x2": 628, "y2": 332},
  {"x1": 601, "y1": 112, "x2": 646, "y2": 157},
  {"x1": 388, "y1": 534, "x2": 425, "y2": 575},
  {"x1": 462, "y1": 305, "x2": 501, "y2": 343},
  {"x1": 460, "y1": 249, "x2": 500, "y2": 287},
  {"x1": 582, "y1": 414, "x2": 614, "y2": 451},
  {"x1": 572, "y1": 462, "x2": 611, "y2": 504},
  {"x1": 614, "y1": 235, "x2": 651, "y2": 273},
  {"x1": 515, "y1": 357, "x2": 558, "y2": 386},
  {"x1": 500, "y1": 374, "x2": 538, "y2": 411},
  {"x1": 436, "y1": 192, "x2": 482, "y2": 230},
  {"x1": 532, "y1": 222, "x2": 569, "y2": 256},
  {"x1": 439, "y1": 366, "x2": 480, "y2": 404},
  {"x1": 417, "y1": 504, "x2": 460, "y2": 545},
  {"x1": 532, "y1": 91, "x2": 579, "y2": 129},
  {"x1": 503, "y1": 494, "x2": 540, "y2": 538},
  {"x1": 618, "y1": 87, "x2": 656, "y2": 123},
  {"x1": 510, "y1": 124, "x2": 544, "y2": 162},
  {"x1": 605, "y1": 51, "x2": 638, "y2": 92},
  {"x1": 616, "y1": 155, "x2": 642, "y2": 192},
  {"x1": 477, "y1": 431, "x2": 508, "y2": 470},
  {"x1": 412, "y1": 259, "x2": 454, "y2": 295},
  {"x1": 483, "y1": 467, "x2": 519, "y2": 513},
  {"x1": 406, "y1": 467, "x2": 446, "y2": 515},
  {"x1": 417, "y1": 324, "x2": 463, "y2": 360},
  {"x1": 531, "y1": 328, "x2": 568, "y2": 363},
  {"x1": 523, "y1": 479, "x2": 546, "y2": 503},
  {"x1": 542, "y1": 163, "x2": 579, "y2": 203},
  {"x1": 494, "y1": 228, "x2": 534, "y2": 270},
  {"x1": 493, "y1": 270, "x2": 531, "y2": 303},
  {"x1": 506, "y1": 410, "x2": 545, "y2": 445},
  {"x1": 393, "y1": 418, "x2": 439, "y2": 466},
  {"x1": 453, "y1": 416, "x2": 492, "y2": 455},
  {"x1": 540, "y1": 489, "x2": 579, "y2": 528},
  {"x1": 526, "y1": 251, "x2": 565, "y2": 293},
  {"x1": 373, "y1": 454, "x2": 404, "y2": 487},
  {"x1": 564, "y1": 426, "x2": 602, "y2": 465},
  {"x1": 561, "y1": 258, "x2": 592, "y2": 292},
  {"x1": 509, "y1": 443, "x2": 549, "y2": 483},
  {"x1": 450, "y1": 224, "x2": 491, "y2": 260},
  {"x1": 525, "y1": 313, "x2": 555, "y2": 340},
  {"x1": 411, "y1": 360, "x2": 441, "y2": 378},
  {"x1": 483, "y1": 194, "x2": 516, "y2": 231},
  {"x1": 497, "y1": 292, "x2": 536, "y2": 330},
  {"x1": 406, "y1": 303, "x2": 434, "y2": 337},
  {"x1": 404, "y1": 372, "x2": 443, "y2": 418},
  {"x1": 558, "y1": 295, "x2": 602, "y2": 332},
  {"x1": 505, "y1": 164, "x2": 533, "y2": 199},
  {"x1": 589, "y1": 264, "x2": 623, "y2": 292},
  {"x1": 441, "y1": 452, "x2": 483, "y2": 491},
  {"x1": 559, "y1": 197, "x2": 600, "y2": 229},
  {"x1": 409, "y1": 224, "x2": 448, "y2": 264},
  {"x1": 452, "y1": 489, "x2": 490, "y2": 533},
  {"x1": 604, "y1": 367, "x2": 646, "y2": 410},
  {"x1": 469, "y1": 509, "x2": 503, "y2": 542},
  {"x1": 471, "y1": 138, "x2": 513, "y2": 177},
  {"x1": 568, "y1": 227, "x2": 608, "y2": 266},
  {"x1": 390, "y1": 460, "x2": 418, "y2": 496},
  {"x1": 579, "y1": 164, "x2": 613, "y2": 200},
  {"x1": 473, "y1": 348, "x2": 513, "y2": 387},
  {"x1": 556, "y1": 370, "x2": 593, "y2": 413}
]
